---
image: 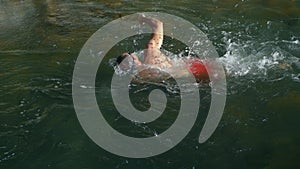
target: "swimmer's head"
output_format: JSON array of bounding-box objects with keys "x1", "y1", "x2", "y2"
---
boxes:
[
  {"x1": 115, "y1": 53, "x2": 135, "y2": 72},
  {"x1": 116, "y1": 52, "x2": 141, "y2": 66},
  {"x1": 116, "y1": 53, "x2": 130, "y2": 64}
]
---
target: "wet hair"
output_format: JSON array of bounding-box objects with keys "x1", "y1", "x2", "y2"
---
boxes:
[
  {"x1": 116, "y1": 55, "x2": 128, "y2": 65},
  {"x1": 114, "y1": 53, "x2": 135, "y2": 73},
  {"x1": 116, "y1": 52, "x2": 132, "y2": 65}
]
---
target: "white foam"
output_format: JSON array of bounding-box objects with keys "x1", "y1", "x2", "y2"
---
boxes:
[{"x1": 218, "y1": 35, "x2": 288, "y2": 77}]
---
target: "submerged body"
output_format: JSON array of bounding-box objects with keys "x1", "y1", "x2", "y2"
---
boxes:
[{"x1": 130, "y1": 57, "x2": 211, "y2": 83}]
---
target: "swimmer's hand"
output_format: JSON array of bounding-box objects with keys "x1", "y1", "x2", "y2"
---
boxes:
[
  {"x1": 138, "y1": 14, "x2": 162, "y2": 27},
  {"x1": 138, "y1": 13, "x2": 146, "y2": 24}
]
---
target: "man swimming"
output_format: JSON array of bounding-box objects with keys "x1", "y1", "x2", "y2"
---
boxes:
[{"x1": 115, "y1": 14, "x2": 210, "y2": 82}]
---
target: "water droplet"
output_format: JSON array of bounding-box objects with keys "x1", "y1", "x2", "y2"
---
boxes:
[{"x1": 80, "y1": 85, "x2": 87, "y2": 89}]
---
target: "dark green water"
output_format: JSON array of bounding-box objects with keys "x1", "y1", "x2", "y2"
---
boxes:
[{"x1": 1, "y1": 0, "x2": 300, "y2": 169}]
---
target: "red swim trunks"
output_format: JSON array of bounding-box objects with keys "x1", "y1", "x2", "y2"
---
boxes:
[{"x1": 185, "y1": 58, "x2": 209, "y2": 80}]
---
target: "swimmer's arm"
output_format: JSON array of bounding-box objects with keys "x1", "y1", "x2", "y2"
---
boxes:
[
  {"x1": 166, "y1": 56, "x2": 172, "y2": 65},
  {"x1": 139, "y1": 14, "x2": 163, "y2": 49}
]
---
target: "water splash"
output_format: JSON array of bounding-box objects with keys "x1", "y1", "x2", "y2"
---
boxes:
[{"x1": 218, "y1": 31, "x2": 299, "y2": 78}]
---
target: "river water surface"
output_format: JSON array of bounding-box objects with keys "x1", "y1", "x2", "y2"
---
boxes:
[{"x1": 1, "y1": 0, "x2": 300, "y2": 169}]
